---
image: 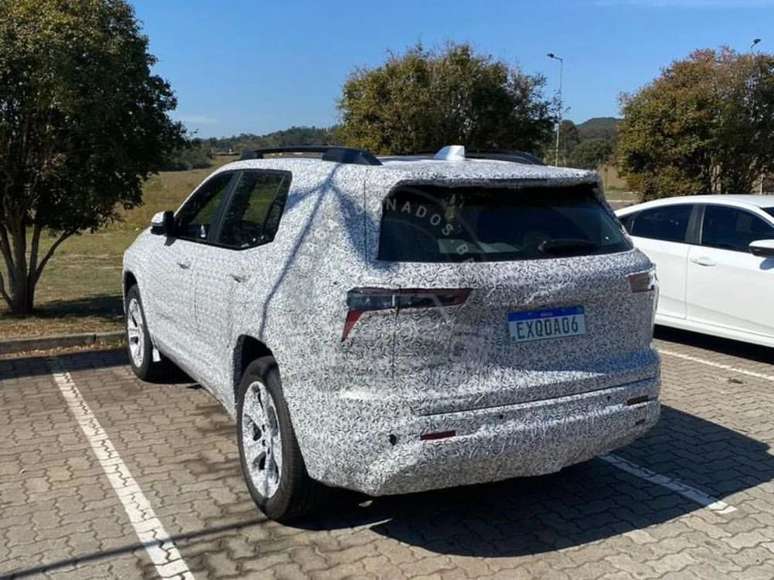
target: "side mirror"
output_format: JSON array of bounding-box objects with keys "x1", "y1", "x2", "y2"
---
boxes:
[
  {"x1": 150, "y1": 210, "x2": 176, "y2": 237},
  {"x1": 749, "y1": 239, "x2": 774, "y2": 258}
]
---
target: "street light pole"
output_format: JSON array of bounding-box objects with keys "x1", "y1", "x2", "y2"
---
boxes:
[{"x1": 547, "y1": 53, "x2": 564, "y2": 166}]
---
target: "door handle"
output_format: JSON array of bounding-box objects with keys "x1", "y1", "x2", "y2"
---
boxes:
[
  {"x1": 176, "y1": 259, "x2": 191, "y2": 269},
  {"x1": 690, "y1": 257, "x2": 716, "y2": 267},
  {"x1": 230, "y1": 273, "x2": 249, "y2": 283}
]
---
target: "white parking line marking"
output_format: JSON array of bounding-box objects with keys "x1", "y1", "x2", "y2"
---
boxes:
[
  {"x1": 49, "y1": 359, "x2": 195, "y2": 579},
  {"x1": 660, "y1": 349, "x2": 774, "y2": 383},
  {"x1": 601, "y1": 454, "x2": 737, "y2": 515}
]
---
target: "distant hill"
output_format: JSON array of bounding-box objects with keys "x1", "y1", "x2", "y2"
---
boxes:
[
  {"x1": 577, "y1": 117, "x2": 620, "y2": 141},
  {"x1": 207, "y1": 126, "x2": 340, "y2": 155}
]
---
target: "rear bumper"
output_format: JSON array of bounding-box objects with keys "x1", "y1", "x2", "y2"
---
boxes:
[{"x1": 304, "y1": 376, "x2": 660, "y2": 496}]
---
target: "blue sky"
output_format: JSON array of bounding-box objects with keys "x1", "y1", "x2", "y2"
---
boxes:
[{"x1": 131, "y1": 0, "x2": 773, "y2": 138}]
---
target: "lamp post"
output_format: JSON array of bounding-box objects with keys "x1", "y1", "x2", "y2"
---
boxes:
[
  {"x1": 547, "y1": 53, "x2": 564, "y2": 166},
  {"x1": 751, "y1": 39, "x2": 763, "y2": 193}
]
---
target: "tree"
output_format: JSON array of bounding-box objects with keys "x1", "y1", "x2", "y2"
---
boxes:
[
  {"x1": 618, "y1": 48, "x2": 774, "y2": 201},
  {"x1": 0, "y1": 0, "x2": 184, "y2": 314},
  {"x1": 338, "y1": 43, "x2": 556, "y2": 154},
  {"x1": 162, "y1": 139, "x2": 213, "y2": 171},
  {"x1": 558, "y1": 120, "x2": 581, "y2": 165},
  {"x1": 568, "y1": 138, "x2": 614, "y2": 170}
]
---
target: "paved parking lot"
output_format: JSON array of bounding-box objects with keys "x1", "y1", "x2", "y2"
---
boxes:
[{"x1": 1, "y1": 329, "x2": 773, "y2": 579}]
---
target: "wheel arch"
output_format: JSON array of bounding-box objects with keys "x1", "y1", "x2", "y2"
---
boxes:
[
  {"x1": 123, "y1": 271, "x2": 138, "y2": 312},
  {"x1": 233, "y1": 335, "x2": 275, "y2": 403}
]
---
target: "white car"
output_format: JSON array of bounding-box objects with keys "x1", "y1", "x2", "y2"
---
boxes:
[{"x1": 617, "y1": 195, "x2": 774, "y2": 348}]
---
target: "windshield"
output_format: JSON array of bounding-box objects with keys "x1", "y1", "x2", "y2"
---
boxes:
[{"x1": 378, "y1": 183, "x2": 631, "y2": 262}]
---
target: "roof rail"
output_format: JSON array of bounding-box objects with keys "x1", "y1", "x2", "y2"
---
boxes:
[
  {"x1": 466, "y1": 151, "x2": 544, "y2": 166},
  {"x1": 240, "y1": 146, "x2": 382, "y2": 166}
]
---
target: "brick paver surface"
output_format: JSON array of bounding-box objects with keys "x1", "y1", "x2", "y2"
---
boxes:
[{"x1": 1, "y1": 327, "x2": 773, "y2": 579}]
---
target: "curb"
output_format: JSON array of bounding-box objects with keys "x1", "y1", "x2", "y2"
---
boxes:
[{"x1": 0, "y1": 331, "x2": 125, "y2": 355}]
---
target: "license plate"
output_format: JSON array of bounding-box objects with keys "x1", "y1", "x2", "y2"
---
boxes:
[{"x1": 508, "y1": 306, "x2": 586, "y2": 343}]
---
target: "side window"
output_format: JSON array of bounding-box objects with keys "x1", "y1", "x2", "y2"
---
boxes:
[
  {"x1": 175, "y1": 172, "x2": 235, "y2": 241},
  {"x1": 631, "y1": 205, "x2": 692, "y2": 243},
  {"x1": 702, "y1": 205, "x2": 774, "y2": 252},
  {"x1": 217, "y1": 171, "x2": 292, "y2": 249}
]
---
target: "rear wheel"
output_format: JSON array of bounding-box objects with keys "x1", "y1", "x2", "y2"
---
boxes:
[
  {"x1": 125, "y1": 285, "x2": 173, "y2": 381},
  {"x1": 237, "y1": 357, "x2": 320, "y2": 521}
]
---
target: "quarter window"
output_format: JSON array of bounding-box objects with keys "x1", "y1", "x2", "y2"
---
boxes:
[
  {"x1": 175, "y1": 172, "x2": 235, "y2": 241},
  {"x1": 217, "y1": 171, "x2": 291, "y2": 249},
  {"x1": 701, "y1": 205, "x2": 774, "y2": 253},
  {"x1": 630, "y1": 205, "x2": 692, "y2": 243}
]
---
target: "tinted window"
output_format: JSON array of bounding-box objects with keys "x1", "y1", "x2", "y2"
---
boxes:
[
  {"x1": 631, "y1": 205, "x2": 692, "y2": 243},
  {"x1": 765, "y1": 207, "x2": 774, "y2": 219},
  {"x1": 702, "y1": 205, "x2": 774, "y2": 252},
  {"x1": 217, "y1": 171, "x2": 291, "y2": 249},
  {"x1": 378, "y1": 184, "x2": 631, "y2": 262},
  {"x1": 176, "y1": 172, "x2": 234, "y2": 241}
]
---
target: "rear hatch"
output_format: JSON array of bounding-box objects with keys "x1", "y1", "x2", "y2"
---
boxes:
[{"x1": 352, "y1": 181, "x2": 658, "y2": 415}]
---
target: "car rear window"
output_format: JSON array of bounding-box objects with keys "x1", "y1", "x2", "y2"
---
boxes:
[{"x1": 378, "y1": 184, "x2": 631, "y2": 262}]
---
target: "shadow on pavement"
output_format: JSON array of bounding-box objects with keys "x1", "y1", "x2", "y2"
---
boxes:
[
  {"x1": 0, "y1": 348, "x2": 194, "y2": 383},
  {"x1": 291, "y1": 405, "x2": 772, "y2": 558},
  {"x1": 655, "y1": 325, "x2": 773, "y2": 364},
  {"x1": 5, "y1": 518, "x2": 265, "y2": 579}
]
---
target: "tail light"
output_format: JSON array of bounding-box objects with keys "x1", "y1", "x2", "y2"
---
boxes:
[
  {"x1": 627, "y1": 269, "x2": 657, "y2": 293},
  {"x1": 628, "y1": 268, "x2": 659, "y2": 331},
  {"x1": 342, "y1": 287, "x2": 471, "y2": 341}
]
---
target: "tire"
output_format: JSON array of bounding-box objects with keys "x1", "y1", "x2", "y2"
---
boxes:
[
  {"x1": 237, "y1": 356, "x2": 320, "y2": 521},
  {"x1": 124, "y1": 285, "x2": 174, "y2": 382}
]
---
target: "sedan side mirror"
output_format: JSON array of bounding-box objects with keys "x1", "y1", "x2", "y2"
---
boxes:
[
  {"x1": 749, "y1": 239, "x2": 774, "y2": 258},
  {"x1": 150, "y1": 210, "x2": 176, "y2": 237}
]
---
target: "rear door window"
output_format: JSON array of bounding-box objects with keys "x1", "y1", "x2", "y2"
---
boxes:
[
  {"x1": 630, "y1": 205, "x2": 692, "y2": 243},
  {"x1": 378, "y1": 184, "x2": 631, "y2": 262},
  {"x1": 216, "y1": 170, "x2": 291, "y2": 249},
  {"x1": 701, "y1": 205, "x2": 774, "y2": 252}
]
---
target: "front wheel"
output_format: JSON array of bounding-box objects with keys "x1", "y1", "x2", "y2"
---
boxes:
[
  {"x1": 237, "y1": 357, "x2": 321, "y2": 521},
  {"x1": 125, "y1": 285, "x2": 173, "y2": 381}
]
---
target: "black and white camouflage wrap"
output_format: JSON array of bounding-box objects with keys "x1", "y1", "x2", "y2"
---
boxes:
[{"x1": 123, "y1": 156, "x2": 660, "y2": 496}]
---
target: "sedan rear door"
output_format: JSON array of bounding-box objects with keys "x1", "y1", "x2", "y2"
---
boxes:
[
  {"x1": 625, "y1": 203, "x2": 695, "y2": 320},
  {"x1": 686, "y1": 204, "x2": 774, "y2": 338}
]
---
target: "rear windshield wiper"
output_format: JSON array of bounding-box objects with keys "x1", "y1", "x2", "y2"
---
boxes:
[{"x1": 538, "y1": 238, "x2": 599, "y2": 257}]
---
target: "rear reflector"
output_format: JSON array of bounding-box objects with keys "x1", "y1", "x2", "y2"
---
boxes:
[
  {"x1": 419, "y1": 430, "x2": 456, "y2": 441},
  {"x1": 628, "y1": 269, "x2": 657, "y2": 293},
  {"x1": 342, "y1": 287, "x2": 471, "y2": 341}
]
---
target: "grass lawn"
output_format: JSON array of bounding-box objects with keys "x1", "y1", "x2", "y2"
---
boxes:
[{"x1": 0, "y1": 156, "x2": 237, "y2": 340}]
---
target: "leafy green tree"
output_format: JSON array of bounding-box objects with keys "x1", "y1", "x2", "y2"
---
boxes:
[
  {"x1": 568, "y1": 138, "x2": 614, "y2": 170},
  {"x1": 558, "y1": 120, "x2": 581, "y2": 165},
  {"x1": 0, "y1": 0, "x2": 184, "y2": 314},
  {"x1": 162, "y1": 139, "x2": 213, "y2": 171},
  {"x1": 338, "y1": 43, "x2": 555, "y2": 154},
  {"x1": 618, "y1": 48, "x2": 774, "y2": 201}
]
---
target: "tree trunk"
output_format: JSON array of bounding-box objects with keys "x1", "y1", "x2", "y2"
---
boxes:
[
  {"x1": 0, "y1": 220, "x2": 34, "y2": 316},
  {"x1": 9, "y1": 272, "x2": 34, "y2": 315}
]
